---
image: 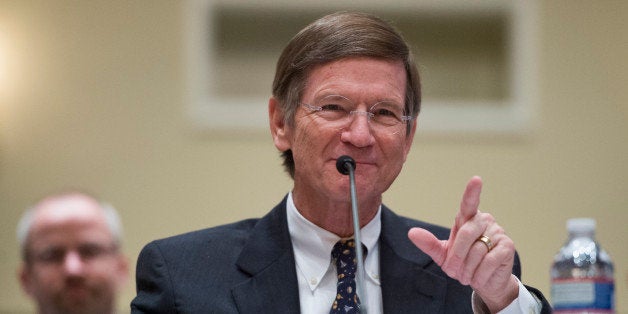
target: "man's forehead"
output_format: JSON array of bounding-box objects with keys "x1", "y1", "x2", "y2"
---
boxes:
[
  {"x1": 30, "y1": 194, "x2": 109, "y2": 233},
  {"x1": 303, "y1": 57, "x2": 407, "y2": 105}
]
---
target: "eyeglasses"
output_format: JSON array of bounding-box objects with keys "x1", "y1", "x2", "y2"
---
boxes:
[
  {"x1": 302, "y1": 94, "x2": 413, "y2": 133},
  {"x1": 29, "y1": 243, "x2": 119, "y2": 266}
]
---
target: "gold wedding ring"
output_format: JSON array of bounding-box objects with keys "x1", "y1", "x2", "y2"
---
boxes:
[{"x1": 477, "y1": 235, "x2": 493, "y2": 252}]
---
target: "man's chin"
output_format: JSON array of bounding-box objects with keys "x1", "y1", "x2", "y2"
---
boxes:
[
  {"x1": 57, "y1": 288, "x2": 96, "y2": 309},
  {"x1": 54, "y1": 296, "x2": 110, "y2": 314}
]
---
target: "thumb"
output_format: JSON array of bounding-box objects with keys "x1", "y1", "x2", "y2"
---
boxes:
[{"x1": 408, "y1": 227, "x2": 447, "y2": 266}]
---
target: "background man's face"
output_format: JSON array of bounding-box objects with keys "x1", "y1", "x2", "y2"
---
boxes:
[{"x1": 19, "y1": 195, "x2": 128, "y2": 314}]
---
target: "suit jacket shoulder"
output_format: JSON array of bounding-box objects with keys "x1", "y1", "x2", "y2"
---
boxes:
[{"x1": 131, "y1": 197, "x2": 301, "y2": 313}]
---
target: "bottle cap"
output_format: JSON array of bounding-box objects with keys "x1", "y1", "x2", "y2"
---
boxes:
[{"x1": 566, "y1": 217, "x2": 596, "y2": 233}]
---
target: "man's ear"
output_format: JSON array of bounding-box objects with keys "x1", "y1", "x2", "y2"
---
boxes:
[
  {"x1": 404, "y1": 119, "x2": 417, "y2": 157},
  {"x1": 18, "y1": 263, "x2": 35, "y2": 297},
  {"x1": 114, "y1": 254, "x2": 130, "y2": 288},
  {"x1": 269, "y1": 97, "x2": 291, "y2": 152}
]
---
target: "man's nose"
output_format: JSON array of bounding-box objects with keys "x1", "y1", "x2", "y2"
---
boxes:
[
  {"x1": 63, "y1": 251, "x2": 86, "y2": 274},
  {"x1": 340, "y1": 111, "x2": 376, "y2": 147}
]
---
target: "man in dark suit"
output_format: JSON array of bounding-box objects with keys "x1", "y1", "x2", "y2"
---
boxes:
[{"x1": 132, "y1": 12, "x2": 551, "y2": 313}]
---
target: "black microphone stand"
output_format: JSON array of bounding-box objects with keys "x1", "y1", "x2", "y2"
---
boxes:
[{"x1": 337, "y1": 155, "x2": 368, "y2": 313}]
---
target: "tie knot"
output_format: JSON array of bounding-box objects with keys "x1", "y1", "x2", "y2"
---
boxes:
[{"x1": 331, "y1": 239, "x2": 357, "y2": 260}]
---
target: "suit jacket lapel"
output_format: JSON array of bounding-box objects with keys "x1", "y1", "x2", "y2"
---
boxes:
[
  {"x1": 231, "y1": 198, "x2": 301, "y2": 313},
  {"x1": 380, "y1": 207, "x2": 447, "y2": 313}
]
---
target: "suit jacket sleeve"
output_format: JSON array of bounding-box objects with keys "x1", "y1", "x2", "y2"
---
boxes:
[
  {"x1": 524, "y1": 285, "x2": 553, "y2": 314},
  {"x1": 131, "y1": 241, "x2": 176, "y2": 313}
]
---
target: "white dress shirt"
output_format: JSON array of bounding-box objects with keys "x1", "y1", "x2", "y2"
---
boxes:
[{"x1": 285, "y1": 193, "x2": 541, "y2": 314}]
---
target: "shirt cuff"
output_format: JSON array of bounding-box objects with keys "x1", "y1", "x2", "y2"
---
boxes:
[{"x1": 471, "y1": 276, "x2": 542, "y2": 314}]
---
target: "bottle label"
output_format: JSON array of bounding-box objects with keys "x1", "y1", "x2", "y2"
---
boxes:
[{"x1": 551, "y1": 278, "x2": 614, "y2": 313}]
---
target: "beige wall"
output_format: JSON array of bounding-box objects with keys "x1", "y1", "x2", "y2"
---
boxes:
[{"x1": 1, "y1": 1, "x2": 626, "y2": 312}]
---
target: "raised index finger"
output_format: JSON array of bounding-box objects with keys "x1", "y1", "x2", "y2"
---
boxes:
[{"x1": 454, "y1": 176, "x2": 483, "y2": 230}]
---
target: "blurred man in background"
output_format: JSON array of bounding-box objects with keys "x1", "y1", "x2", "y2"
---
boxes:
[{"x1": 17, "y1": 191, "x2": 128, "y2": 314}]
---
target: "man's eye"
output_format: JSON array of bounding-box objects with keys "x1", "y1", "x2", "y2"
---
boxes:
[
  {"x1": 79, "y1": 245, "x2": 102, "y2": 259},
  {"x1": 78, "y1": 244, "x2": 113, "y2": 259},
  {"x1": 320, "y1": 104, "x2": 345, "y2": 112},
  {"x1": 373, "y1": 108, "x2": 397, "y2": 117},
  {"x1": 36, "y1": 249, "x2": 65, "y2": 263}
]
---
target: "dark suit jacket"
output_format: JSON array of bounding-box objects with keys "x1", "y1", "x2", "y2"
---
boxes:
[{"x1": 131, "y1": 196, "x2": 551, "y2": 313}]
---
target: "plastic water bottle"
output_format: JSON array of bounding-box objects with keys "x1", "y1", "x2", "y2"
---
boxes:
[{"x1": 550, "y1": 218, "x2": 614, "y2": 313}]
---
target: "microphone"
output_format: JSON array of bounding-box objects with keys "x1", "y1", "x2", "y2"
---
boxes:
[
  {"x1": 335, "y1": 155, "x2": 368, "y2": 313},
  {"x1": 336, "y1": 155, "x2": 355, "y2": 175}
]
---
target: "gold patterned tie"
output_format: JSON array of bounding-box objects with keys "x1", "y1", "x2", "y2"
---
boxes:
[{"x1": 330, "y1": 239, "x2": 361, "y2": 314}]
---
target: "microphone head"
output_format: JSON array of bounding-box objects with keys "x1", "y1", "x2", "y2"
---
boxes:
[{"x1": 336, "y1": 155, "x2": 356, "y2": 175}]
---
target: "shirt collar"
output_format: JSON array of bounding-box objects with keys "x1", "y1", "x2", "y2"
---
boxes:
[{"x1": 286, "y1": 192, "x2": 381, "y2": 290}]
